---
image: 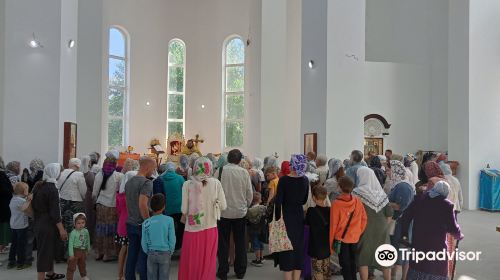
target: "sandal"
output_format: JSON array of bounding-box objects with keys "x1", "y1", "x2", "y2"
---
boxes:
[{"x1": 45, "y1": 273, "x2": 65, "y2": 279}]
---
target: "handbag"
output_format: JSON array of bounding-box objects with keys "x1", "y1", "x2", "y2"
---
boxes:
[
  {"x1": 333, "y1": 203, "x2": 355, "y2": 255},
  {"x1": 268, "y1": 205, "x2": 293, "y2": 253}
]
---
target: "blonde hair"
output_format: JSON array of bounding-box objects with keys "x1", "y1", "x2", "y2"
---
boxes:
[{"x1": 14, "y1": 182, "x2": 28, "y2": 195}]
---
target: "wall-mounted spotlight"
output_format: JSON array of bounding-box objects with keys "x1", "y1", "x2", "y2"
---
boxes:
[
  {"x1": 308, "y1": 60, "x2": 315, "y2": 69},
  {"x1": 68, "y1": 39, "x2": 75, "y2": 48},
  {"x1": 146, "y1": 101, "x2": 151, "y2": 106},
  {"x1": 201, "y1": 104, "x2": 206, "y2": 109},
  {"x1": 29, "y1": 33, "x2": 42, "y2": 48}
]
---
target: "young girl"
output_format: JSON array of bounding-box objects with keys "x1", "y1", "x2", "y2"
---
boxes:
[{"x1": 67, "y1": 213, "x2": 90, "y2": 280}]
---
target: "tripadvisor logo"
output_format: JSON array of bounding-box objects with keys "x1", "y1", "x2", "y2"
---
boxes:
[
  {"x1": 375, "y1": 244, "x2": 482, "y2": 267},
  {"x1": 375, "y1": 244, "x2": 398, "y2": 267}
]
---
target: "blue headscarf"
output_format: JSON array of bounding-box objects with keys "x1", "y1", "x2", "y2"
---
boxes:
[
  {"x1": 428, "y1": 180, "x2": 450, "y2": 198},
  {"x1": 290, "y1": 154, "x2": 308, "y2": 177}
]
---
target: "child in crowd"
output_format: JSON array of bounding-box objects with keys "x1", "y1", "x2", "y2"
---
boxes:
[
  {"x1": 265, "y1": 166, "x2": 279, "y2": 204},
  {"x1": 246, "y1": 192, "x2": 267, "y2": 267},
  {"x1": 330, "y1": 176, "x2": 367, "y2": 280},
  {"x1": 305, "y1": 186, "x2": 331, "y2": 280},
  {"x1": 141, "y1": 193, "x2": 176, "y2": 280},
  {"x1": 8, "y1": 182, "x2": 30, "y2": 270},
  {"x1": 67, "y1": 213, "x2": 91, "y2": 280}
]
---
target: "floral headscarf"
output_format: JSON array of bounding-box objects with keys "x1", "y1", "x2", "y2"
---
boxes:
[
  {"x1": 353, "y1": 167, "x2": 389, "y2": 213},
  {"x1": 252, "y1": 158, "x2": 264, "y2": 171},
  {"x1": 43, "y1": 163, "x2": 61, "y2": 184},
  {"x1": 424, "y1": 161, "x2": 445, "y2": 179},
  {"x1": 290, "y1": 154, "x2": 308, "y2": 177},
  {"x1": 186, "y1": 157, "x2": 213, "y2": 228},
  {"x1": 29, "y1": 159, "x2": 45, "y2": 175}
]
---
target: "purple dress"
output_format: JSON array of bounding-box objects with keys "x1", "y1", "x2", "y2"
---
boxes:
[{"x1": 401, "y1": 194, "x2": 463, "y2": 279}]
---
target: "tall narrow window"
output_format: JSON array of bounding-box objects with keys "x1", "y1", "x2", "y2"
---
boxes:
[
  {"x1": 167, "y1": 39, "x2": 186, "y2": 136},
  {"x1": 107, "y1": 27, "x2": 128, "y2": 148},
  {"x1": 223, "y1": 37, "x2": 245, "y2": 148}
]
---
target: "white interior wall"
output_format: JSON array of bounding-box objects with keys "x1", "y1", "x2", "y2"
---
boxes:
[
  {"x1": 2, "y1": 0, "x2": 63, "y2": 167},
  {"x1": 98, "y1": 0, "x2": 261, "y2": 157},
  {"x1": 58, "y1": 0, "x2": 78, "y2": 164},
  {"x1": 260, "y1": 0, "x2": 302, "y2": 162},
  {"x1": 76, "y1": 0, "x2": 103, "y2": 158},
  {"x1": 468, "y1": 0, "x2": 500, "y2": 210}
]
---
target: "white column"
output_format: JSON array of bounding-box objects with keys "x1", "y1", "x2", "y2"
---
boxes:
[{"x1": 260, "y1": 0, "x2": 302, "y2": 161}]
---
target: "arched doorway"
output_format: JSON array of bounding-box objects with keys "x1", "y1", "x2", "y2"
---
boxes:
[{"x1": 364, "y1": 114, "x2": 391, "y2": 156}]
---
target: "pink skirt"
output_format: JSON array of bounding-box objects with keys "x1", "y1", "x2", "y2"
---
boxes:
[{"x1": 178, "y1": 227, "x2": 218, "y2": 280}]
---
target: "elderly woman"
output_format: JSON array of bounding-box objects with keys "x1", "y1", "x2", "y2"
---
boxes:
[
  {"x1": 6, "y1": 161, "x2": 21, "y2": 186},
  {"x1": 92, "y1": 150, "x2": 122, "y2": 261},
  {"x1": 154, "y1": 162, "x2": 186, "y2": 250},
  {"x1": 252, "y1": 157, "x2": 265, "y2": 184},
  {"x1": 89, "y1": 152, "x2": 101, "y2": 174},
  {"x1": 315, "y1": 154, "x2": 329, "y2": 186},
  {"x1": 178, "y1": 157, "x2": 227, "y2": 280},
  {"x1": 28, "y1": 159, "x2": 45, "y2": 192},
  {"x1": 354, "y1": 167, "x2": 393, "y2": 280},
  {"x1": 0, "y1": 157, "x2": 13, "y2": 254},
  {"x1": 32, "y1": 163, "x2": 68, "y2": 280},
  {"x1": 324, "y1": 159, "x2": 345, "y2": 201},
  {"x1": 369, "y1": 156, "x2": 386, "y2": 186},
  {"x1": 274, "y1": 154, "x2": 309, "y2": 280},
  {"x1": 57, "y1": 158, "x2": 87, "y2": 243},
  {"x1": 176, "y1": 155, "x2": 192, "y2": 181},
  {"x1": 420, "y1": 161, "x2": 446, "y2": 193},
  {"x1": 401, "y1": 181, "x2": 463, "y2": 280},
  {"x1": 388, "y1": 160, "x2": 415, "y2": 280}
]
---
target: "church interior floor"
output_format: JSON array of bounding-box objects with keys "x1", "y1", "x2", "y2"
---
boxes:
[{"x1": 0, "y1": 210, "x2": 497, "y2": 280}]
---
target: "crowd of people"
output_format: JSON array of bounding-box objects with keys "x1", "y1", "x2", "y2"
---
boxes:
[{"x1": 0, "y1": 148, "x2": 464, "y2": 280}]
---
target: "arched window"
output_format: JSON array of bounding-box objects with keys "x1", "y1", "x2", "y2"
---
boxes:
[
  {"x1": 167, "y1": 39, "x2": 186, "y2": 136},
  {"x1": 223, "y1": 37, "x2": 245, "y2": 148},
  {"x1": 107, "y1": 27, "x2": 128, "y2": 148}
]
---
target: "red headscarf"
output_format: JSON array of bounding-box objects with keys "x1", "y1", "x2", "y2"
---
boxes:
[
  {"x1": 423, "y1": 161, "x2": 446, "y2": 189},
  {"x1": 279, "y1": 161, "x2": 291, "y2": 177}
]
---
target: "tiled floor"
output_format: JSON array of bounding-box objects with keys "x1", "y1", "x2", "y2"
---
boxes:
[{"x1": 0, "y1": 210, "x2": 497, "y2": 279}]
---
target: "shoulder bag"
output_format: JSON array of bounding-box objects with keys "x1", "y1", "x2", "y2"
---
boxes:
[{"x1": 268, "y1": 205, "x2": 293, "y2": 253}]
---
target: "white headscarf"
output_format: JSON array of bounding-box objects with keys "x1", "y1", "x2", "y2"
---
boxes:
[
  {"x1": 68, "y1": 158, "x2": 82, "y2": 170},
  {"x1": 120, "y1": 170, "x2": 138, "y2": 194},
  {"x1": 43, "y1": 163, "x2": 61, "y2": 184},
  {"x1": 353, "y1": 166, "x2": 389, "y2": 213},
  {"x1": 80, "y1": 156, "x2": 91, "y2": 174}
]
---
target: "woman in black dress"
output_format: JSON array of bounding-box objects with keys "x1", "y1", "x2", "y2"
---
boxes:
[
  {"x1": 274, "y1": 154, "x2": 309, "y2": 280},
  {"x1": 32, "y1": 163, "x2": 68, "y2": 280}
]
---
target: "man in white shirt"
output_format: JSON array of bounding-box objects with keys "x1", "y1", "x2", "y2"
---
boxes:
[{"x1": 216, "y1": 149, "x2": 253, "y2": 280}]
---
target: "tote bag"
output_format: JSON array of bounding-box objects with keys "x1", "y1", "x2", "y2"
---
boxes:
[{"x1": 268, "y1": 205, "x2": 293, "y2": 253}]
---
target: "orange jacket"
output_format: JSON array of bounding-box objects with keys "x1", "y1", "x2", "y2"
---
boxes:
[{"x1": 329, "y1": 193, "x2": 367, "y2": 250}]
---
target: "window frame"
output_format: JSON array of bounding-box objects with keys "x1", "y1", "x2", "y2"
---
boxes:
[
  {"x1": 222, "y1": 36, "x2": 246, "y2": 150},
  {"x1": 166, "y1": 39, "x2": 186, "y2": 137},
  {"x1": 107, "y1": 26, "x2": 129, "y2": 149}
]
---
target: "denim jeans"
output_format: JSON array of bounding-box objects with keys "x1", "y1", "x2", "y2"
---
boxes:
[
  {"x1": 147, "y1": 251, "x2": 172, "y2": 280},
  {"x1": 125, "y1": 224, "x2": 147, "y2": 280},
  {"x1": 9, "y1": 228, "x2": 27, "y2": 266}
]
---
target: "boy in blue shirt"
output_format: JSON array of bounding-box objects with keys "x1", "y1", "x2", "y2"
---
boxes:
[{"x1": 141, "y1": 193, "x2": 176, "y2": 280}]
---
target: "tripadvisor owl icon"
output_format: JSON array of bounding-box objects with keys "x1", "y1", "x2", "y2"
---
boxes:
[{"x1": 375, "y1": 244, "x2": 398, "y2": 267}]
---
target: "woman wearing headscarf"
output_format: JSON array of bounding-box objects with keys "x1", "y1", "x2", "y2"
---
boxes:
[
  {"x1": 417, "y1": 152, "x2": 437, "y2": 185},
  {"x1": 116, "y1": 159, "x2": 139, "y2": 280},
  {"x1": 252, "y1": 157, "x2": 265, "y2": 183},
  {"x1": 405, "y1": 154, "x2": 419, "y2": 187},
  {"x1": 324, "y1": 159, "x2": 345, "y2": 201},
  {"x1": 274, "y1": 154, "x2": 309, "y2": 280},
  {"x1": 369, "y1": 156, "x2": 386, "y2": 186},
  {"x1": 56, "y1": 158, "x2": 87, "y2": 260},
  {"x1": 314, "y1": 154, "x2": 329, "y2": 186},
  {"x1": 278, "y1": 161, "x2": 291, "y2": 178},
  {"x1": 421, "y1": 161, "x2": 446, "y2": 193},
  {"x1": 32, "y1": 163, "x2": 68, "y2": 280},
  {"x1": 28, "y1": 159, "x2": 45, "y2": 192},
  {"x1": 89, "y1": 152, "x2": 101, "y2": 174},
  {"x1": 6, "y1": 161, "x2": 21, "y2": 186},
  {"x1": 92, "y1": 150, "x2": 122, "y2": 261},
  {"x1": 176, "y1": 154, "x2": 192, "y2": 181},
  {"x1": 81, "y1": 155, "x2": 97, "y2": 244},
  {"x1": 178, "y1": 157, "x2": 227, "y2": 280},
  {"x1": 353, "y1": 167, "x2": 393, "y2": 280},
  {"x1": 387, "y1": 161, "x2": 415, "y2": 280},
  {"x1": 401, "y1": 181, "x2": 463, "y2": 280},
  {"x1": 0, "y1": 157, "x2": 13, "y2": 254},
  {"x1": 154, "y1": 161, "x2": 186, "y2": 251}
]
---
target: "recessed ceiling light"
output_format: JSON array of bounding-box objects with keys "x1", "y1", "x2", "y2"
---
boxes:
[
  {"x1": 308, "y1": 60, "x2": 315, "y2": 69},
  {"x1": 29, "y1": 33, "x2": 42, "y2": 48},
  {"x1": 146, "y1": 101, "x2": 151, "y2": 106},
  {"x1": 68, "y1": 39, "x2": 75, "y2": 48},
  {"x1": 201, "y1": 104, "x2": 205, "y2": 109}
]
